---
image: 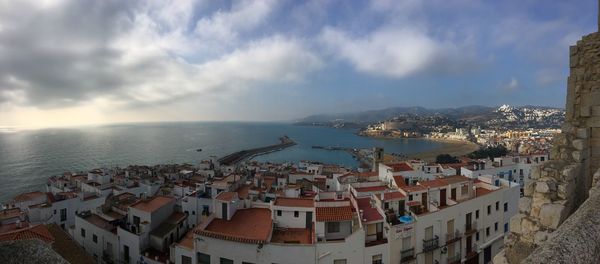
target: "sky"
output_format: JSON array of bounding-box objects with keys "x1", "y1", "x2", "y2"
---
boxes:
[{"x1": 0, "y1": 0, "x2": 596, "y2": 129}]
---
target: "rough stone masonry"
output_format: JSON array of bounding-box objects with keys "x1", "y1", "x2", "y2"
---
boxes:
[{"x1": 494, "y1": 3, "x2": 600, "y2": 263}]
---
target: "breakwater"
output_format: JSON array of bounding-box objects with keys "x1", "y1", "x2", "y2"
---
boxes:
[{"x1": 218, "y1": 136, "x2": 296, "y2": 165}]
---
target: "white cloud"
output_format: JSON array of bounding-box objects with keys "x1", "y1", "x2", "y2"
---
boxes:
[
  {"x1": 319, "y1": 25, "x2": 478, "y2": 78},
  {"x1": 501, "y1": 77, "x2": 519, "y2": 92}
]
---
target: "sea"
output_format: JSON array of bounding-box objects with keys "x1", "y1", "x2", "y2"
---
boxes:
[{"x1": 0, "y1": 122, "x2": 445, "y2": 202}]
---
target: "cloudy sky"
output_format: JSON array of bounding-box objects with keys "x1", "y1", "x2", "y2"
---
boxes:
[{"x1": 0, "y1": 0, "x2": 596, "y2": 129}]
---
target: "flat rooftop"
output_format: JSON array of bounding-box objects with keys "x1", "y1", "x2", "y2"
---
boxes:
[
  {"x1": 196, "y1": 208, "x2": 273, "y2": 244},
  {"x1": 271, "y1": 228, "x2": 313, "y2": 244},
  {"x1": 131, "y1": 196, "x2": 174, "y2": 213}
]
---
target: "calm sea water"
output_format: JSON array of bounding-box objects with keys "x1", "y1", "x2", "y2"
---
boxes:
[{"x1": 0, "y1": 122, "x2": 444, "y2": 202}]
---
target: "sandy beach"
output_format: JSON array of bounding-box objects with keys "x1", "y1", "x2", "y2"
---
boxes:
[
  {"x1": 384, "y1": 138, "x2": 480, "y2": 162},
  {"x1": 412, "y1": 139, "x2": 480, "y2": 161}
]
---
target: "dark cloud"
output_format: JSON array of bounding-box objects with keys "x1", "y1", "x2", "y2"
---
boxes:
[{"x1": 0, "y1": 0, "x2": 135, "y2": 106}]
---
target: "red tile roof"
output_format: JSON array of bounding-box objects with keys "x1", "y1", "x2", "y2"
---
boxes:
[
  {"x1": 316, "y1": 206, "x2": 353, "y2": 222},
  {"x1": 274, "y1": 197, "x2": 315, "y2": 208},
  {"x1": 356, "y1": 197, "x2": 383, "y2": 223},
  {"x1": 0, "y1": 224, "x2": 54, "y2": 243},
  {"x1": 393, "y1": 176, "x2": 406, "y2": 187},
  {"x1": 385, "y1": 162, "x2": 414, "y2": 172},
  {"x1": 131, "y1": 196, "x2": 175, "y2": 213},
  {"x1": 215, "y1": 192, "x2": 237, "y2": 202},
  {"x1": 196, "y1": 208, "x2": 273, "y2": 244}
]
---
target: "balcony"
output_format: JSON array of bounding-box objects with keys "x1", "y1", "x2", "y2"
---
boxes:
[
  {"x1": 446, "y1": 230, "x2": 462, "y2": 245},
  {"x1": 466, "y1": 243, "x2": 478, "y2": 260},
  {"x1": 448, "y1": 253, "x2": 462, "y2": 264},
  {"x1": 400, "y1": 248, "x2": 415, "y2": 262},
  {"x1": 422, "y1": 235, "x2": 439, "y2": 252},
  {"x1": 465, "y1": 221, "x2": 478, "y2": 236}
]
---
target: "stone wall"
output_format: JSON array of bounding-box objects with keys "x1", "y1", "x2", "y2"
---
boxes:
[{"x1": 494, "y1": 28, "x2": 600, "y2": 264}]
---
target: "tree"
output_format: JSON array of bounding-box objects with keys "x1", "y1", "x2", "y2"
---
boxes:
[
  {"x1": 436, "y1": 154, "x2": 460, "y2": 164},
  {"x1": 467, "y1": 145, "x2": 508, "y2": 159}
]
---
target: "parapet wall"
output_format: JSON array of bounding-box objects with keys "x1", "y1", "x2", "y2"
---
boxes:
[{"x1": 494, "y1": 30, "x2": 600, "y2": 264}]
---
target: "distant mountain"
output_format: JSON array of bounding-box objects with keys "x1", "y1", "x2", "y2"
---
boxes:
[{"x1": 295, "y1": 105, "x2": 565, "y2": 130}]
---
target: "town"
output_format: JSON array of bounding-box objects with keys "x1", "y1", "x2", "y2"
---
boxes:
[{"x1": 0, "y1": 146, "x2": 549, "y2": 264}]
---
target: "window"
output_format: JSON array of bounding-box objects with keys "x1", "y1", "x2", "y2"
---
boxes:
[
  {"x1": 327, "y1": 222, "x2": 340, "y2": 233},
  {"x1": 476, "y1": 210, "x2": 479, "y2": 219},
  {"x1": 242, "y1": 262, "x2": 255, "y2": 264},
  {"x1": 504, "y1": 202, "x2": 508, "y2": 212},
  {"x1": 53, "y1": 210, "x2": 56, "y2": 215},
  {"x1": 495, "y1": 222, "x2": 499, "y2": 231},
  {"x1": 476, "y1": 231, "x2": 480, "y2": 241},
  {"x1": 496, "y1": 201, "x2": 500, "y2": 211},
  {"x1": 384, "y1": 202, "x2": 389, "y2": 210},
  {"x1": 294, "y1": 211, "x2": 299, "y2": 218},
  {"x1": 198, "y1": 253, "x2": 210, "y2": 264},
  {"x1": 220, "y1": 257, "x2": 234, "y2": 264},
  {"x1": 504, "y1": 223, "x2": 509, "y2": 233},
  {"x1": 80, "y1": 228, "x2": 85, "y2": 238},
  {"x1": 486, "y1": 227, "x2": 490, "y2": 236},
  {"x1": 409, "y1": 194, "x2": 413, "y2": 201},
  {"x1": 372, "y1": 254, "x2": 383, "y2": 264},
  {"x1": 60, "y1": 208, "x2": 67, "y2": 222},
  {"x1": 192, "y1": 211, "x2": 195, "y2": 215},
  {"x1": 93, "y1": 234, "x2": 97, "y2": 243},
  {"x1": 181, "y1": 256, "x2": 192, "y2": 264},
  {"x1": 277, "y1": 210, "x2": 282, "y2": 216},
  {"x1": 487, "y1": 205, "x2": 491, "y2": 215},
  {"x1": 334, "y1": 260, "x2": 347, "y2": 264}
]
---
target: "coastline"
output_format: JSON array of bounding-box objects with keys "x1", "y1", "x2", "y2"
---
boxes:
[{"x1": 408, "y1": 138, "x2": 480, "y2": 161}]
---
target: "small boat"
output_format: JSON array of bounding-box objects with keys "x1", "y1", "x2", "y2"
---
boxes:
[{"x1": 196, "y1": 149, "x2": 202, "y2": 152}]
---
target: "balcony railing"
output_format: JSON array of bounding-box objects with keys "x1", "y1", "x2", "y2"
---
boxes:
[
  {"x1": 466, "y1": 243, "x2": 478, "y2": 259},
  {"x1": 465, "y1": 221, "x2": 478, "y2": 235},
  {"x1": 400, "y1": 248, "x2": 415, "y2": 262},
  {"x1": 422, "y1": 235, "x2": 439, "y2": 252},
  {"x1": 446, "y1": 229, "x2": 462, "y2": 244},
  {"x1": 448, "y1": 253, "x2": 462, "y2": 264}
]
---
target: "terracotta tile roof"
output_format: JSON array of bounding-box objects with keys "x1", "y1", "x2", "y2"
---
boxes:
[
  {"x1": 393, "y1": 176, "x2": 406, "y2": 187},
  {"x1": 215, "y1": 192, "x2": 237, "y2": 202},
  {"x1": 0, "y1": 225, "x2": 54, "y2": 243},
  {"x1": 316, "y1": 206, "x2": 353, "y2": 222},
  {"x1": 196, "y1": 208, "x2": 272, "y2": 244},
  {"x1": 271, "y1": 228, "x2": 313, "y2": 244},
  {"x1": 274, "y1": 197, "x2": 315, "y2": 208},
  {"x1": 354, "y1": 186, "x2": 387, "y2": 192},
  {"x1": 356, "y1": 197, "x2": 383, "y2": 222},
  {"x1": 131, "y1": 196, "x2": 175, "y2": 213},
  {"x1": 13, "y1": 192, "x2": 46, "y2": 203},
  {"x1": 383, "y1": 191, "x2": 406, "y2": 201},
  {"x1": 385, "y1": 162, "x2": 414, "y2": 172}
]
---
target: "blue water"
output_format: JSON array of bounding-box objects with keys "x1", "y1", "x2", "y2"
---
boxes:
[{"x1": 0, "y1": 122, "x2": 444, "y2": 202}]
